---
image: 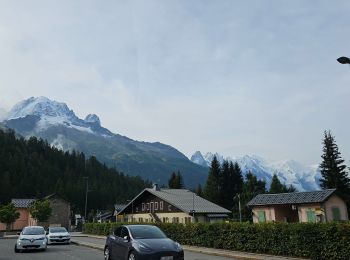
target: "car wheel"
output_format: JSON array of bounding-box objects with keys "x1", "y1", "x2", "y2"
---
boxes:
[
  {"x1": 14, "y1": 245, "x2": 21, "y2": 253},
  {"x1": 104, "y1": 246, "x2": 110, "y2": 260},
  {"x1": 128, "y1": 252, "x2": 136, "y2": 260}
]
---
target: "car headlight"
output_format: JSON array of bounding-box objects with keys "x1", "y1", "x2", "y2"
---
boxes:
[
  {"x1": 174, "y1": 242, "x2": 182, "y2": 251},
  {"x1": 134, "y1": 242, "x2": 152, "y2": 252}
]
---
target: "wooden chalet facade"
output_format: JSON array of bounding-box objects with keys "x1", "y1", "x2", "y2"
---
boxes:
[{"x1": 117, "y1": 184, "x2": 230, "y2": 224}]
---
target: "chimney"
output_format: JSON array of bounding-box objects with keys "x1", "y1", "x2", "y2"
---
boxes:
[{"x1": 153, "y1": 183, "x2": 160, "y2": 191}]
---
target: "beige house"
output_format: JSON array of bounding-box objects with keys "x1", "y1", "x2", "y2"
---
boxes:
[
  {"x1": 117, "y1": 184, "x2": 231, "y2": 223},
  {"x1": 247, "y1": 189, "x2": 348, "y2": 223}
]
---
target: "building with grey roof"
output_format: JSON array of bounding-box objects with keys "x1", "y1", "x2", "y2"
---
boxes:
[
  {"x1": 247, "y1": 189, "x2": 348, "y2": 223},
  {"x1": 117, "y1": 184, "x2": 231, "y2": 223}
]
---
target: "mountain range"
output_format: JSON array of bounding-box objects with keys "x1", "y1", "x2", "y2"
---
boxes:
[
  {"x1": 1, "y1": 97, "x2": 208, "y2": 187},
  {"x1": 190, "y1": 151, "x2": 321, "y2": 191},
  {"x1": 2, "y1": 96, "x2": 322, "y2": 191}
]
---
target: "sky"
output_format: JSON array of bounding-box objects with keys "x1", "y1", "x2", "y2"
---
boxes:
[{"x1": 0, "y1": 0, "x2": 350, "y2": 165}]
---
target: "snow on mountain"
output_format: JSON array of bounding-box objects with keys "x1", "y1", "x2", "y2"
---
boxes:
[
  {"x1": 84, "y1": 114, "x2": 101, "y2": 126},
  {"x1": 7, "y1": 96, "x2": 77, "y2": 121},
  {"x1": 190, "y1": 151, "x2": 321, "y2": 191},
  {"x1": 4, "y1": 97, "x2": 110, "y2": 137}
]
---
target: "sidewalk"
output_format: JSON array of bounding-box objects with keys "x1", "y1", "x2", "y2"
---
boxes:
[{"x1": 70, "y1": 233, "x2": 308, "y2": 260}]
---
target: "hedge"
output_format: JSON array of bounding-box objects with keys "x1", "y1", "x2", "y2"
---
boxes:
[{"x1": 84, "y1": 222, "x2": 350, "y2": 260}]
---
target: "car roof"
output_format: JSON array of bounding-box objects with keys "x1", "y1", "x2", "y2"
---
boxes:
[{"x1": 24, "y1": 226, "x2": 44, "y2": 229}]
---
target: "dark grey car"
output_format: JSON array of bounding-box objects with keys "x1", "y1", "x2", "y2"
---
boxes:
[{"x1": 104, "y1": 225, "x2": 184, "y2": 260}]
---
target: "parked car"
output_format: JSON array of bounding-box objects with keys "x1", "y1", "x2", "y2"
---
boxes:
[
  {"x1": 14, "y1": 226, "x2": 47, "y2": 253},
  {"x1": 46, "y1": 226, "x2": 71, "y2": 245},
  {"x1": 104, "y1": 225, "x2": 184, "y2": 260}
]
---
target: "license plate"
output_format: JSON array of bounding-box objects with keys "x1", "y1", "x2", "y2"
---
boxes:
[{"x1": 160, "y1": 257, "x2": 173, "y2": 260}]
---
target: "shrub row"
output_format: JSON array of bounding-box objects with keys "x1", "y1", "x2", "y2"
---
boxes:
[{"x1": 84, "y1": 222, "x2": 350, "y2": 260}]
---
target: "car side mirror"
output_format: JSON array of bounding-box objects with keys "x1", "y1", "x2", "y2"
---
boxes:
[{"x1": 123, "y1": 236, "x2": 130, "y2": 242}]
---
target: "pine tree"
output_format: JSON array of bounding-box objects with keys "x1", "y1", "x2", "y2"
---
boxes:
[
  {"x1": 168, "y1": 172, "x2": 177, "y2": 188},
  {"x1": 204, "y1": 156, "x2": 221, "y2": 204},
  {"x1": 319, "y1": 130, "x2": 350, "y2": 200},
  {"x1": 219, "y1": 160, "x2": 232, "y2": 209},
  {"x1": 195, "y1": 184, "x2": 203, "y2": 197},
  {"x1": 269, "y1": 174, "x2": 285, "y2": 193}
]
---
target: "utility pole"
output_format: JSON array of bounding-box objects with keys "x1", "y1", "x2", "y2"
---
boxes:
[
  {"x1": 234, "y1": 194, "x2": 242, "y2": 223},
  {"x1": 83, "y1": 176, "x2": 89, "y2": 222}
]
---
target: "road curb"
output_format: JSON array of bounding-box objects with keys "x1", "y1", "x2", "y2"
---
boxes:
[
  {"x1": 71, "y1": 240, "x2": 104, "y2": 251},
  {"x1": 72, "y1": 236, "x2": 308, "y2": 260}
]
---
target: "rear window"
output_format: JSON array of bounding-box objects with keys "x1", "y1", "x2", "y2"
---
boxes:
[{"x1": 50, "y1": 227, "x2": 67, "y2": 233}]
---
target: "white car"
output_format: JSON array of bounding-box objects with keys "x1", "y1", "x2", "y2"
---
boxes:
[
  {"x1": 46, "y1": 227, "x2": 71, "y2": 245},
  {"x1": 15, "y1": 226, "x2": 47, "y2": 253}
]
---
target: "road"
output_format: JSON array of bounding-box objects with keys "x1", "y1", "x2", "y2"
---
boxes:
[{"x1": 0, "y1": 238, "x2": 238, "y2": 260}]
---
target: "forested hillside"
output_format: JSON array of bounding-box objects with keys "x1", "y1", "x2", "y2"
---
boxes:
[{"x1": 0, "y1": 129, "x2": 151, "y2": 214}]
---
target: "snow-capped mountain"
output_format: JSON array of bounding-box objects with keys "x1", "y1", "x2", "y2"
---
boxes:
[
  {"x1": 2, "y1": 97, "x2": 208, "y2": 187},
  {"x1": 6, "y1": 96, "x2": 112, "y2": 137},
  {"x1": 191, "y1": 151, "x2": 321, "y2": 191}
]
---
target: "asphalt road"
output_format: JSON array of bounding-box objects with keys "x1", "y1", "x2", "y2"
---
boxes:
[{"x1": 0, "y1": 238, "x2": 238, "y2": 260}]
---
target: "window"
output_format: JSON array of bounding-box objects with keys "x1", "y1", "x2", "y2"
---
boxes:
[
  {"x1": 332, "y1": 207, "x2": 341, "y2": 221},
  {"x1": 121, "y1": 227, "x2": 129, "y2": 238},
  {"x1": 184, "y1": 217, "x2": 191, "y2": 224},
  {"x1": 257, "y1": 211, "x2": 266, "y2": 223},
  {"x1": 138, "y1": 217, "x2": 143, "y2": 223},
  {"x1": 172, "y1": 217, "x2": 179, "y2": 223},
  {"x1": 135, "y1": 207, "x2": 139, "y2": 213},
  {"x1": 142, "y1": 203, "x2": 145, "y2": 211},
  {"x1": 146, "y1": 203, "x2": 150, "y2": 211},
  {"x1": 114, "y1": 227, "x2": 122, "y2": 237},
  {"x1": 168, "y1": 205, "x2": 172, "y2": 211},
  {"x1": 306, "y1": 209, "x2": 316, "y2": 222},
  {"x1": 160, "y1": 201, "x2": 163, "y2": 210},
  {"x1": 155, "y1": 202, "x2": 158, "y2": 210}
]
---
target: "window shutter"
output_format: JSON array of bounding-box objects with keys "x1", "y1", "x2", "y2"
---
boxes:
[
  {"x1": 258, "y1": 211, "x2": 266, "y2": 223},
  {"x1": 332, "y1": 207, "x2": 341, "y2": 221},
  {"x1": 307, "y1": 209, "x2": 316, "y2": 222}
]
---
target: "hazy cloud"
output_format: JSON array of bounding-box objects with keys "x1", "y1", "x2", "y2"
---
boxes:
[{"x1": 0, "y1": 0, "x2": 349, "y2": 165}]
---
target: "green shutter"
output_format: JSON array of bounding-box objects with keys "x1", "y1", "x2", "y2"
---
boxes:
[
  {"x1": 332, "y1": 207, "x2": 341, "y2": 221},
  {"x1": 307, "y1": 209, "x2": 316, "y2": 222},
  {"x1": 258, "y1": 211, "x2": 266, "y2": 223}
]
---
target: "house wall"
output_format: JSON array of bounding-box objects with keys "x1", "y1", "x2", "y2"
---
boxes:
[
  {"x1": 297, "y1": 203, "x2": 323, "y2": 223},
  {"x1": 324, "y1": 195, "x2": 349, "y2": 221},
  {"x1": 0, "y1": 208, "x2": 37, "y2": 231},
  {"x1": 251, "y1": 206, "x2": 275, "y2": 223},
  {"x1": 47, "y1": 197, "x2": 71, "y2": 230},
  {"x1": 123, "y1": 192, "x2": 182, "y2": 215},
  {"x1": 274, "y1": 205, "x2": 299, "y2": 222},
  {"x1": 122, "y1": 212, "x2": 195, "y2": 224}
]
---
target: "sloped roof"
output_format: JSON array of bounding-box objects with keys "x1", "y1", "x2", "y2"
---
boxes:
[
  {"x1": 247, "y1": 189, "x2": 337, "y2": 206},
  {"x1": 11, "y1": 199, "x2": 36, "y2": 208},
  {"x1": 120, "y1": 188, "x2": 230, "y2": 214}
]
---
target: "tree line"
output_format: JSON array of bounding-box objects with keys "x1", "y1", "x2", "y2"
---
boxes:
[
  {"x1": 170, "y1": 130, "x2": 350, "y2": 220},
  {"x1": 0, "y1": 129, "x2": 151, "y2": 215}
]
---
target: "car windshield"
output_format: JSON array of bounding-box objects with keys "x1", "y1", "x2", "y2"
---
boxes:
[
  {"x1": 50, "y1": 227, "x2": 67, "y2": 233},
  {"x1": 22, "y1": 227, "x2": 45, "y2": 235},
  {"x1": 128, "y1": 225, "x2": 167, "y2": 239}
]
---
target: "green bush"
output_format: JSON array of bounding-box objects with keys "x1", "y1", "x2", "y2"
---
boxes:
[{"x1": 84, "y1": 222, "x2": 350, "y2": 260}]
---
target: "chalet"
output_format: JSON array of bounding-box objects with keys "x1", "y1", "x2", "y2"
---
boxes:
[
  {"x1": 247, "y1": 189, "x2": 349, "y2": 223},
  {"x1": 117, "y1": 184, "x2": 231, "y2": 223}
]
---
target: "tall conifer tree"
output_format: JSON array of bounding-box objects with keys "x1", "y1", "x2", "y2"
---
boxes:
[
  {"x1": 319, "y1": 130, "x2": 350, "y2": 200},
  {"x1": 204, "y1": 156, "x2": 221, "y2": 204}
]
